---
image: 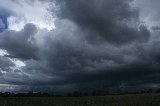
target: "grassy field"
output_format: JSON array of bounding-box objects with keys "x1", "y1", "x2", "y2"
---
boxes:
[{"x1": 0, "y1": 93, "x2": 160, "y2": 106}]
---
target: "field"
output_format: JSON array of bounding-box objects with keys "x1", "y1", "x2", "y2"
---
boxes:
[{"x1": 0, "y1": 93, "x2": 160, "y2": 106}]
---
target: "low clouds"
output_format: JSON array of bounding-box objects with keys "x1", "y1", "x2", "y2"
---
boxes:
[{"x1": 0, "y1": 0, "x2": 160, "y2": 93}]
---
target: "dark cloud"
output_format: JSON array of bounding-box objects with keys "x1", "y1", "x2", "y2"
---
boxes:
[
  {"x1": 55, "y1": 0, "x2": 150, "y2": 44},
  {"x1": 0, "y1": 0, "x2": 160, "y2": 94},
  {"x1": 151, "y1": 26, "x2": 160, "y2": 31}
]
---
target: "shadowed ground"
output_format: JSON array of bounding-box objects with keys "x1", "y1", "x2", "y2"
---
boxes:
[{"x1": 0, "y1": 93, "x2": 160, "y2": 106}]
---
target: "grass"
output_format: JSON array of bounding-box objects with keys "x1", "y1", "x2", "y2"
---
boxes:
[{"x1": 0, "y1": 93, "x2": 160, "y2": 106}]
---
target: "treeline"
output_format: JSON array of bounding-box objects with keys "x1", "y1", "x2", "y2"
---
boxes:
[
  {"x1": 0, "y1": 92, "x2": 51, "y2": 97},
  {"x1": 67, "y1": 89, "x2": 160, "y2": 97},
  {"x1": 0, "y1": 89, "x2": 160, "y2": 97}
]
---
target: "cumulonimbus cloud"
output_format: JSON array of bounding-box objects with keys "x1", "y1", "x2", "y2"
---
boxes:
[{"x1": 0, "y1": 0, "x2": 160, "y2": 93}]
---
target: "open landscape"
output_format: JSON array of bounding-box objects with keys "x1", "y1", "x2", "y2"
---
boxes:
[
  {"x1": 0, "y1": 93, "x2": 160, "y2": 106},
  {"x1": 1, "y1": 0, "x2": 160, "y2": 106}
]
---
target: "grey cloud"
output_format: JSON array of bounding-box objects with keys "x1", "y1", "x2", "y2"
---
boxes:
[
  {"x1": 0, "y1": 56, "x2": 15, "y2": 72},
  {"x1": 0, "y1": 0, "x2": 160, "y2": 93},
  {"x1": 55, "y1": 0, "x2": 150, "y2": 44},
  {"x1": 0, "y1": 20, "x2": 158, "y2": 93},
  {"x1": 151, "y1": 26, "x2": 160, "y2": 31},
  {"x1": 0, "y1": 23, "x2": 39, "y2": 60},
  {"x1": 135, "y1": 0, "x2": 160, "y2": 28}
]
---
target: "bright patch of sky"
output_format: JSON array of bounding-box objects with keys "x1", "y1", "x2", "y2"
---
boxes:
[
  {"x1": 0, "y1": 0, "x2": 55, "y2": 31},
  {"x1": 10, "y1": 58, "x2": 26, "y2": 68},
  {"x1": 0, "y1": 49, "x2": 9, "y2": 56}
]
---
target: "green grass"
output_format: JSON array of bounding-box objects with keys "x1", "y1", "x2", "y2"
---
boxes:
[{"x1": 0, "y1": 93, "x2": 160, "y2": 106}]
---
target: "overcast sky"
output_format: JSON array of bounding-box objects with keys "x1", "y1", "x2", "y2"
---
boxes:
[{"x1": 0, "y1": 0, "x2": 160, "y2": 94}]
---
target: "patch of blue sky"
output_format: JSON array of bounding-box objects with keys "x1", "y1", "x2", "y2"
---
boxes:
[{"x1": 0, "y1": 7, "x2": 12, "y2": 32}]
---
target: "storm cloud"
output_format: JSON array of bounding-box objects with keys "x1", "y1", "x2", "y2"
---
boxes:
[
  {"x1": 55, "y1": 0, "x2": 150, "y2": 44},
  {"x1": 0, "y1": 0, "x2": 160, "y2": 93}
]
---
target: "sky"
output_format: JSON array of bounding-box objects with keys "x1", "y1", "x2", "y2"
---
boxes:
[{"x1": 0, "y1": 0, "x2": 160, "y2": 94}]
